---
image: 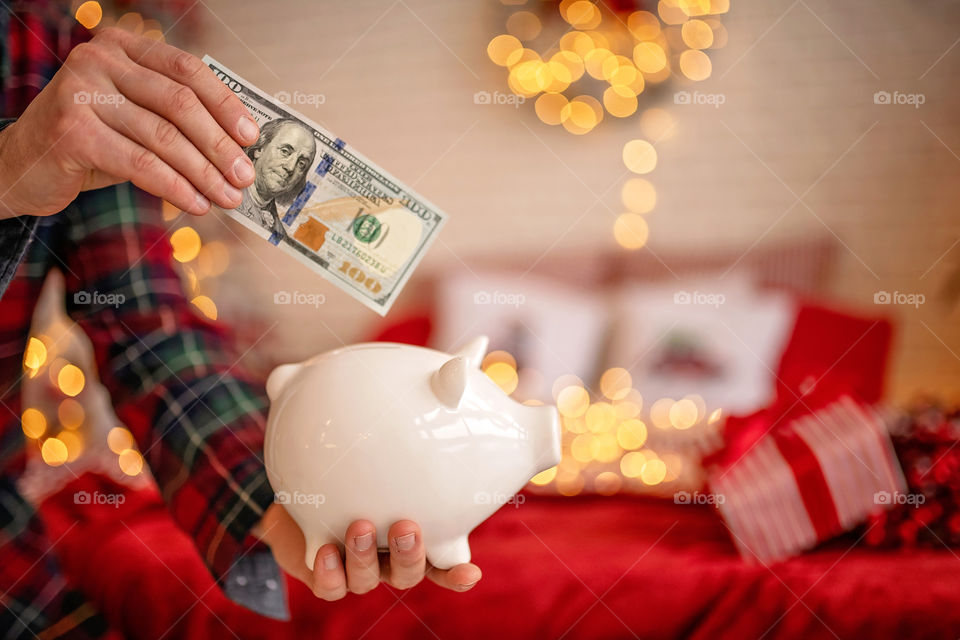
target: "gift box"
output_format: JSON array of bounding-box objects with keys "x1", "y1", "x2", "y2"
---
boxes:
[
  {"x1": 709, "y1": 396, "x2": 905, "y2": 562},
  {"x1": 706, "y1": 303, "x2": 905, "y2": 562}
]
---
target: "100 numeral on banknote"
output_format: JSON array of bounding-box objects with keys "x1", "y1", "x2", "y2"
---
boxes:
[{"x1": 203, "y1": 56, "x2": 447, "y2": 316}]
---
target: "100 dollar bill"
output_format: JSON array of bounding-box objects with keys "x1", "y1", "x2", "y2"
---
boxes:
[{"x1": 203, "y1": 56, "x2": 446, "y2": 316}]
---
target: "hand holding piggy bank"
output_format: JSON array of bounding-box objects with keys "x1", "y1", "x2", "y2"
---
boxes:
[{"x1": 263, "y1": 336, "x2": 562, "y2": 572}]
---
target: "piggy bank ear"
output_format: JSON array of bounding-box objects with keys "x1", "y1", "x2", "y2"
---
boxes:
[
  {"x1": 453, "y1": 335, "x2": 488, "y2": 369},
  {"x1": 266, "y1": 362, "x2": 303, "y2": 402},
  {"x1": 432, "y1": 356, "x2": 468, "y2": 409}
]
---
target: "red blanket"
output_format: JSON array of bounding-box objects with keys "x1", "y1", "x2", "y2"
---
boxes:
[{"x1": 39, "y1": 473, "x2": 960, "y2": 639}]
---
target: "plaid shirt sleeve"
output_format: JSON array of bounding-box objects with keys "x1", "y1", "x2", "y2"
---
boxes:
[{"x1": 57, "y1": 183, "x2": 276, "y2": 581}]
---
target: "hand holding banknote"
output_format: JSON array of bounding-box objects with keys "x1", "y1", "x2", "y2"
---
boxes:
[{"x1": 0, "y1": 28, "x2": 258, "y2": 219}]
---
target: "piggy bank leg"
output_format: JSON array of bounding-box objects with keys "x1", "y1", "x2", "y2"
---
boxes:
[
  {"x1": 425, "y1": 535, "x2": 472, "y2": 570},
  {"x1": 305, "y1": 538, "x2": 322, "y2": 571}
]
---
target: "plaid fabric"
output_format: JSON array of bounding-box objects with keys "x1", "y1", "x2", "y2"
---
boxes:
[
  {"x1": 0, "y1": 185, "x2": 278, "y2": 637},
  {"x1": 0, "y1": 6, "x2": 279, "y2": 635}
]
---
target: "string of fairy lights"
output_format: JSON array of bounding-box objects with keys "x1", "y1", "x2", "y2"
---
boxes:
[
  {"x1": 482, "y1": 349, "x2": 721, "y2": 496},
  {"x1": 489, "y1": 0, "x2": 729, "y2": 252},
  {"x1": 22, "y1": 1, "x2": 725, "y2": 495}
]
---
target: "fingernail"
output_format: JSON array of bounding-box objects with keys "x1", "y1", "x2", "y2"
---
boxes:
[
  {"x1": 354, "y1": 532, "x2": 374, "y2": 552},
  {"x1": 223, "y1": 182, "x2": 242, "y2": 205},
  {"x1": 238, "y1": 116, "x2": 259, "y2": 143},
  {"x1": 322, "y1": 553, "x2": 338, "y2": 571},
  {"x1": 457, "y1": 581, "x2": 479, "y2": 591},
  {"x1": 194, "y1": 193, "x2": 210, "y2": 213},
  {"x1": 233, "y1": 155, "x2": 254, "y2": 183},
  {"x1": 394, "y1": 532, "x2": 416, "y2": 552}
]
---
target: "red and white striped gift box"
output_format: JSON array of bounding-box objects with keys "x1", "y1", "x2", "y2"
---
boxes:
[{"x1": 709, "y1": 396, "x2": 905, "y2": 563}]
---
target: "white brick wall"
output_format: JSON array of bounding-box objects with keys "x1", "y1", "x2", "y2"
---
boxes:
[{"x1": 194, "y1": 0, "x2": 960, "y2": 404}]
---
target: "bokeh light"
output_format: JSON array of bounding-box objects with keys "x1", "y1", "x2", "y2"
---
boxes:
[
  {"x1": 614, "y1": 213, "x2": 650, "y2": 250},
  {"x1": 119, "y1": 448, "x2": 144, "y2": 476},
  {"x1": 75, "y1": 1, "x2": 102, "y2": 29},
  {"x1": 484, "y1": 361, "x2": 519, "y2": 395},
  {"x1": 622, "y1": 139, "x2": 657, "y2": 174},
  {"x1": 679, "y1": 49, "x2": 713, "y2": 80},
  {"x1": 621, "y1": 178, "x2": 657, "y2": 214},
  {"x1": 57, "y1": 364, "x2": 85, "y2": 397},
  {"x1": 506, "y1": 11, "x2": 542, "y2": 40},
  {"x1": 600, "y1": 367, "x2": 633, "y2": 400},
  {"x1": 41, "y1": 437, "x2": 68, "y2": 466},
  {"x1": 170, "y1": 226, "x2": 201, "y2": 263},
  {"x1": 21, "y1": 408, "x2": 46, "y2": 439},
  {"x1": 58, "y1": 398, "x2": 85, "y2": 430},
  {"x1": 191, "y1": 295, "x2": 218, "y2": 320},
  {"x1": 108, "y1": 427, "x2": 134, "y2": 455}
]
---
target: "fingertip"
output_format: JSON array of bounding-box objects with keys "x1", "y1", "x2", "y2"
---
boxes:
[{"x1": 238, "y1": 116, "x2": 259, "y2": 145}]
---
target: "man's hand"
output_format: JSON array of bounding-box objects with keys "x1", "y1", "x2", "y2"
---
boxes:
[
  {"x1": 254, "y1": 503, "x2": 482, "y2": 601},
  {"x1": 0, "y1": 27, "x2": 259, "y2": 219}
]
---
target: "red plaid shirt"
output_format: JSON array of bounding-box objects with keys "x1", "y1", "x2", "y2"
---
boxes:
[{"x1": 0, "y1": 2, "x2": 279, "y2": 635}]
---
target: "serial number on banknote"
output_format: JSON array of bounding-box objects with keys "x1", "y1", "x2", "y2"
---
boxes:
[{"x1": 203, "y1": 55, "x2": 447, "y2": 315}]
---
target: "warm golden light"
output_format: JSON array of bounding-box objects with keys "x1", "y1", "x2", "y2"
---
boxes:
[
  {"x1": 58, "y1": 399, "x2": 85, "y2": 430},
  {"x1": 594, "y1": 471, "x2": 623, "y2": 495},
  {"x1": 552, "y1": 374, "x2": 584, "y2": 400},
  {"x1": 530, "y1": 465, "x2": 558, "y2": 485},
  {"x1": 550, "y1": 51, "x2": 585, "y2": 83},
  {"x1": 21, "y1": 408, "x2": 46, "y2": 439},
  {"x1": 191, "y1": 295, "x2": 218, "y2": 320},
  {"x1": 556, "y1": 471, "x2": 585, "y2": 496},
  {"x1": 603, "y1": 86, "x2": 638, "y2": 118},
  {"x1": 669, "y1": 398, "x2": 700, "y2": 429},
  {"x1": 633, "y1": 42, "x2": 667, "y2": 74},
  {"x1": 170, "y1": 226, "x2": 201, "y2": 263},
  {"x1": 108, "y1": 427, "x2": 134, "y2": 455},
  {"x1": 535, "y1": 93, "x2": 569, "y2": 126},
  {"x1": 484, "y1": 362, "x2": 519, "y2": 395},
  {"x1": 482, "y1": 350, "x2": 517, "y2": 370},
  {"x1": 75, "y1": 1, "x2": 103, "y2": 29},
  {"x1": 119, "y1": 448, "x2": 144, "y2": 476},
  {"x1": 620, "y1": 451, "x2": 647, "y2": 477},
  {"x1": 650, "y1": 397, "x2": 675, "y2": 429},
  {"x1": 640, "y1": 458, "x2": 667, "y2": 485},
  {"x1": 679, "y1": 49, "x2": 712, "y2": 80},
  {"x1": 59, "y1": 431, "x2": 84, "y2": 463},
  {"x1": 196, "y1": 241, "x2": 230, "y2": 278},
  {"x1": 709, "y1": 408, "x2": 723, "y2": 424},
  {"x1": 557, "y1": 385, "x2": 590, "y2": 418},
  {"x1": 585, "y1": 402, "x2": 617, "y2": 433},
  {"x1": 627, "y1": 11, "x2": 661, "y2": 40},
  {"x1": 621, "y1": 178, "x2": 657, "y2": 214},
  {"x1": 600, "y1": 368, "x2": 633, "y2": 400},
  {"x1": 594, "y1": 432, "x2": 621, "y2": 463},
  {"x1": 41, "y1": 437, "x2": 68, "y2": 466},
  {"x1": 488, "y1": 34, "x2": 524, "y2": 66},
  {"x1": 571, "y1": 433, "x2": 596, "y2": 463},
  {"x1": 57, "y1": 364, "x2": 85, "y2": 397},
  {"x1": 23, "y1": 337, "x2": 47, "y2": 371},
  {"x1": 622, "y1": 139, "x2": 657, "y2": 174},
  {"x1": 614, "y1": 213, "x2": 650, "y2": 250},
  {"x1": 682, "y1": 19, "x2": 714, "y2": 49},
  {"x1": 617, "y1": 419, "x2": 648, "y2": 450},
  {"x1": 564, "y1": 1, "x2": 601, "y2": 29}
]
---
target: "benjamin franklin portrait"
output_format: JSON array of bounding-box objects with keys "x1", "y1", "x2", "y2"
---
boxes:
[{"x1": 236, "y1": 117, "x2": 317, "y2": 240}]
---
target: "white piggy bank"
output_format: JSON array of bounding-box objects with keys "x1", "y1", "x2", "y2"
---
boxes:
[{"x1": 264, "y1": 336, "x2": 561, "y2": 570}]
